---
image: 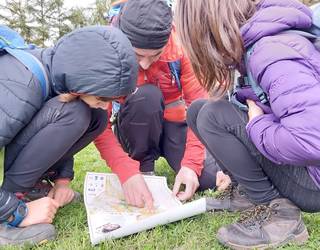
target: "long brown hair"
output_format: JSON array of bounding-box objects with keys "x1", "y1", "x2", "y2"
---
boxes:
[{"x1": 175, "y1": 0, "x2": 257, "y2": 97}]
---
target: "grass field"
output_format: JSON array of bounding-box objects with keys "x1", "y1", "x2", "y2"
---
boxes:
[{"x1": 1, "y1": 145, "x2": 320, "y2": 250}]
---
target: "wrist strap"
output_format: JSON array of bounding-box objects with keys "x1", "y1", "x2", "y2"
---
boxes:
[{"x1": 8, "y1": 201, "x2": 28, "y2": 227}]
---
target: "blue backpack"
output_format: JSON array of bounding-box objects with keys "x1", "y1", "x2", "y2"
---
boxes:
[
  {"x1": 231, "y1": 4, "x2": 320, "y2": 111},
  {"x1": 0, "y1": 25, "x2": 49, "y2": 101}
]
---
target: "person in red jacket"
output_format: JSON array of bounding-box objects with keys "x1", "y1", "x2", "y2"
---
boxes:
[{"x1": 95, "y1": 0, "x2": 230, "y2": 209}]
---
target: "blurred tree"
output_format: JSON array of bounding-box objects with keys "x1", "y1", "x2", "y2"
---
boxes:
[
  {"x1": 0, "y1": 0, "x2": 33, "y2": 42},
  {"x1": 0, "y1": 0, "x2": 117, "y2": 45},
  {"x1": 89, "y1": 0, "x2": 109, "y2": 25},
  {"x1": 28, "y1": 0, "x2": 68, "y2": 46},
  {"x1": 66, "y1": 7, "x2": 88, "y2": 29}
]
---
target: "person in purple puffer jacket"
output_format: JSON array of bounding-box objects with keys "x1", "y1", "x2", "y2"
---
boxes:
[{"x1": 175, "y1": 0, "x2": 320, "y2": 249}]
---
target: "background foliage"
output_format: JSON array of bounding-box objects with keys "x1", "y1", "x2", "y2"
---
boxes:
[
  {"x1": 0, "y1": 0, "x2": 117, "y2": 46},
  {"x1": 0, "y1": 0, "x2": 319, "y2": 47}
]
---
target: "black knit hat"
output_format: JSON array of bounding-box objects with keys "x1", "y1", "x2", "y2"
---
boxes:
[{"x1": 116, "y1": 0, "x2": 173, "y2": 49}]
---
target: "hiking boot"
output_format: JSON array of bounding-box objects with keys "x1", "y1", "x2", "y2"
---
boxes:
[
  {"x1": 206, "y1": 184, "x2": 255, "y2": 212},
  {"x1": 217, "y1": 198, "x2": 309, "y2": 250},
  {"x1": 15, "y1": 178, "x2": 81, "y2": 203},
  {"x1": 0, "y1": 223, "x2": 56, "y2": 246}
]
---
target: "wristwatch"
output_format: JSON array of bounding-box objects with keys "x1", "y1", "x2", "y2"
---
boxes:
[{"x1": 7, "y1": 201, "x2": 28, "y2": 227}]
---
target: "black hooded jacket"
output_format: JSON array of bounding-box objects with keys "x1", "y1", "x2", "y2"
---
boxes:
[{"x1": 0, "y1": 26, "x2": 138, "y2": 222}]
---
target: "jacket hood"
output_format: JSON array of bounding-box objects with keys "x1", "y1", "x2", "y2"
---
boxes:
[
  {"x1": 241, "y1": 0, "x2": 313, "y2": 48},
  {"x1": 48, "y1": 26, "x2": 138, "y2": 97}
]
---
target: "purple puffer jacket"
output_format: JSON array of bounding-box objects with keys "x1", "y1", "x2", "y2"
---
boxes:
[{"x1": 241, "y1": 0, "x2": 320, "y2": 188}]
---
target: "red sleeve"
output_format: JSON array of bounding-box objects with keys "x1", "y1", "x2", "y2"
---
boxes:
[
  {"x1": 181, "y1": 128, "x2": 206, "y2": 176},
  {"x1": 94, "y1": 107, "x2": 140, "y2": 184},
  {"x1": 180, "y1": 52, "x2": 208, "y2": 176}
]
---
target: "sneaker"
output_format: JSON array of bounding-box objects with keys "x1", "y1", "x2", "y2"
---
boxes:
[
  {"x1": 0, "y1": 223, "x2": 56, "y2": 246},
  {"x1": 206, "y1": 184, "x2": 255, "y2": 212},
  {"x1": 216, "y1": 198, "x2": 309, "y2": 250}
]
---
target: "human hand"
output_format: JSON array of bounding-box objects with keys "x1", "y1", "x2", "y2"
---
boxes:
[
  {"x1": 172, "y1": 167, "x2": 199, "y2": 201},
  {"x1": 48, "y1": 179, "x2": 74, "y2": 207},
  {"x1": 122, "y1": 174, "x2": 154, "y2": 210},
  {"x1": 19, "y1": 197, "x2": 59, "y2": 227},
  {"x1": 246, "y1": 99, "x2": 264, "y2": 122},
  {"x1": 216, "y1": 171, "x2": 231, "y2": 191}
]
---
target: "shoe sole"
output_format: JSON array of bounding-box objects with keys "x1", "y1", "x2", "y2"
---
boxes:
[
  {"x1": 205, "y1": 197, "x2": 255, "y2": 212},
  {"x1": 0, "y1": 229, "x2": 56, "y2": 246},
  {"x1": 36, "y1": 234, "x2": 56, "y2": 245},
  {"x1": 219, "y1": 228, "x2": 309, "y2": 250}
]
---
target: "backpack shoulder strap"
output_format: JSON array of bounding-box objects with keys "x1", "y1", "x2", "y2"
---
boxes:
[
  {"x1": 244, "y1": 46, "x2": 269, "y2": 105},
  {"x1": 279, "y1": 29, "x2": 320, "y2": 53},
  {"x1": 279, "y1": 4, "x2": 320, "y2": 50},
  {"x1": 0, "y1": 25, "x2": 49, "y2": 101},
  {"x1": 0, "y1": 25, "x2": 26, "y2": 49},
  {"x1": 168, "y1": 60, "x2": 182, "y2": 91},
  {"x1": 5, "y1": 48, "x2": 49, "y2": 100},
  {"x1": 242, "y1": 4, "x2": 320, "y2": 106}
]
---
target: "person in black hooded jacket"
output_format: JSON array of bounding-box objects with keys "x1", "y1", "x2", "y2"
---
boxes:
[{"x1": 0, "y1": 25, "x2": 138, "y2": 247}]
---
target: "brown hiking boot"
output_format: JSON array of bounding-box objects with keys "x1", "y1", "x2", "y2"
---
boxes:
[
  {"x1": 206, "y1": 184, "x2": 255, "y2": 212},
  {"x1": 217, "y1": 198, "x2": 309, "y2": 250}
]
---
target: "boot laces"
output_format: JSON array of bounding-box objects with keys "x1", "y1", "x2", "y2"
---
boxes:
[
  {"x1": 215, "y1": 184, "x2": 234, "y2": 200},
  {"x1": 238, "y1": 204, "x2": 273, "y2": 227}
]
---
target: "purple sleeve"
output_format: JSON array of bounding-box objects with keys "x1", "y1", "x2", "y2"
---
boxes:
[{"x1": 247, "y1": 58, "x2": 320, "y2": 166}]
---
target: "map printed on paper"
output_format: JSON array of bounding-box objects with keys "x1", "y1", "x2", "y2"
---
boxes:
[{"x1": 84, "y1": 172, "x2": 207, "y2": 245}]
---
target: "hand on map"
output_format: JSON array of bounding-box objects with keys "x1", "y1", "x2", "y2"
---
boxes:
[
  {"x1": 216, "y1": 171, "x2": 231, "y2": 191},
  {"x1": 247, "y1": 99, "x2": 264, "y2": 122},
  {"x1": 48, "y1": 179, "x2": 75, "y2": 207},
  {"x1": 172, "y1": 167, "x2": 199, "y2": 201},
  {"x1": 122, "y1": 174, "x2": 154, "y2": 210}
]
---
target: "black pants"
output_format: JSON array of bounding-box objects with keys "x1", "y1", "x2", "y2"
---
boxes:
[
  {"x1": 2, "y1": 96, "x2": 108, "y2": 193},
  {"x1": 115, "y1": 84, "x2": 220, "y2": 191},
  {"x1": 187, "y1": 99, "x2": 320, "y2": 212}
]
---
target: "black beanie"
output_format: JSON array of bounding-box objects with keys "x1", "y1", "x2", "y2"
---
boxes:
[{"x1": 116, "y1": 0, "x2": 173, "y2": 49}]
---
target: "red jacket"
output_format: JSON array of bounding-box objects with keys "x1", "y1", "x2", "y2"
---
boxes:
[{"x1": 94, "y1": 29, "x2": 208, "y2": 183}]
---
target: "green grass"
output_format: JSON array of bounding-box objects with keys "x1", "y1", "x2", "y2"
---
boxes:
[{"x1": 1, "y1": 145, "x2": 320, "y2": 250}]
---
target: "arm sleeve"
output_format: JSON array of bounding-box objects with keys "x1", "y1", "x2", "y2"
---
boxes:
[
  {"x1": 180, "y1": 53, "x2": 208, "y2": 175},
  {"x1": 94, "y1": 109, "x2": 140, "y2": 184},
  {"x1": 54, "y1": 157, "x2": 74, "y2": 180},
  {"x1": 0, "y1": 188, "x2": 20, "y2": 223},
  {"x1": 246, "y1": 58, "x2": 320, "y2": 166}
]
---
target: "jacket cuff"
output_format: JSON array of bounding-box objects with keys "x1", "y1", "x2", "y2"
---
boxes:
[
  {"x1": 112, "y1": 163, "x2": 140, "y2": 184},
  {"x1": 181, "y1": 162, "x2": 202, "y2": 176},
  {"x1": 0, "y1": 189, "x2": 20, "y2": 224},
  {"x1": 53, "y1": 158, "x2": 74, "y2": 181}
]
